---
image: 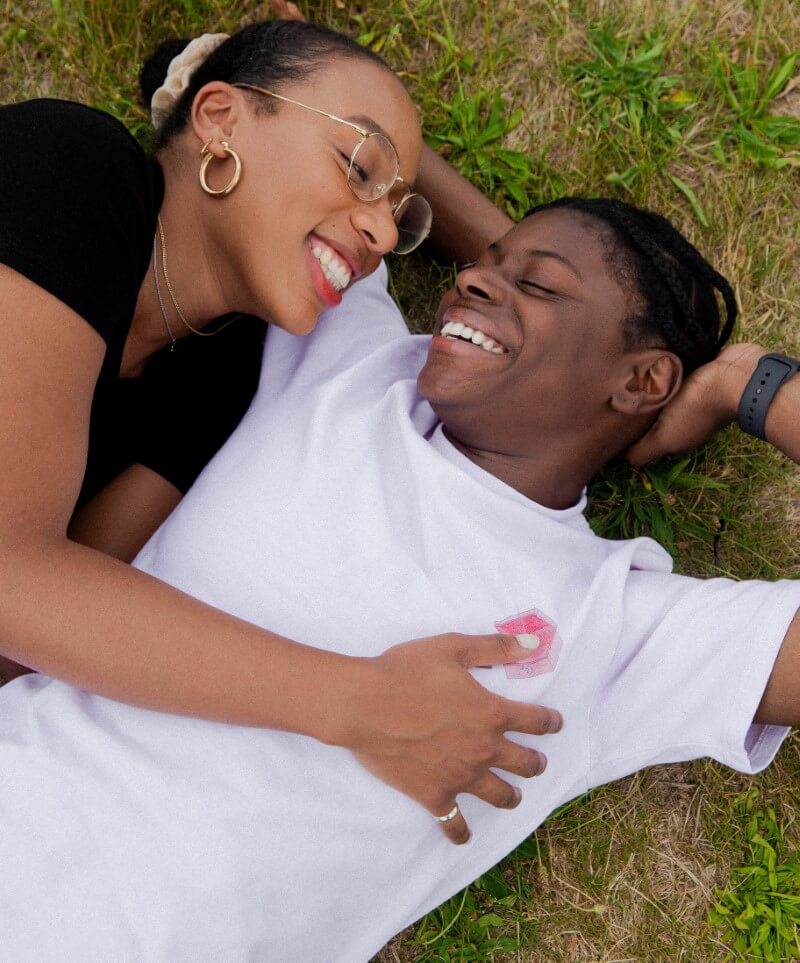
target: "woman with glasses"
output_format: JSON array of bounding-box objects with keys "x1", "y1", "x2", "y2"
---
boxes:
[{"x1": 0, "y1": 19, "x2": 547, "y2": 841}]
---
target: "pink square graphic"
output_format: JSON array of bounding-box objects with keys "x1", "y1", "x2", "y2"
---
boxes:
[{"x1": 495, "y1": 608, "x2": 563, "y2": 680}]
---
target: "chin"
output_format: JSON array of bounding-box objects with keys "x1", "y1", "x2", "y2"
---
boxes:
[
  {"x1": 269, "y1": 299, "x2": 320, "y2": 337},
  {"x1": 416, "y1": 360, "x2": 459, "y2": 409}
]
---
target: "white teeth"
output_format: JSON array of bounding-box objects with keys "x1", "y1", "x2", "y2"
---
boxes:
[
  {"x1": 445, "y1": 321, "x2": 465, "y2": 337},
  {"x1": 440, "y1": 319, "x2": 507, "y2": 353},
  {"x1": 441, "y1": 320, "x2": 507, "y2": 353},
  {"x1": 311, "y1": 240, "x2": 352, "y2": 292}
]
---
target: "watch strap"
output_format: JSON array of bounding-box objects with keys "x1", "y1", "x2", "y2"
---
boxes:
[{"x1": 737, "y1": 353, "x2": 799, "y2": 440}]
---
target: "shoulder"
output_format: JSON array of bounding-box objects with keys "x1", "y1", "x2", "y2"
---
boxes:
[
  {"x1": 0, "y1": 99, "x2": 163, "y2": 345},
  {"x1": 1, "y1": 98, "x2": 143, "y2": 157},
  {"x1": 2, "y1": 98, "x2": 159, "y2": 210}
]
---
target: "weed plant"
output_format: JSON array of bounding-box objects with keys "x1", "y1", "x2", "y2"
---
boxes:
[{"x1": 1, "y1": 0, "x2": 799, "y2": 959}]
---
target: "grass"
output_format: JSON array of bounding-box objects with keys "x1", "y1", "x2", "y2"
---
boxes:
[{"x1": 1, "y1": 0, "x2": 799, "y2": 958}]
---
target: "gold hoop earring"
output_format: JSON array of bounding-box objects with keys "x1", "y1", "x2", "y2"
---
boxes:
[{"x1": 199, "y1": 140, "x2": 242, "y2": 197}]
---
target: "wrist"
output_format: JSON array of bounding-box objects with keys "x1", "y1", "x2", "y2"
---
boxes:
[
  {"x1": 716, "y1": 344, "x2": 769, "y2": 420},
  {"x1": 308, "y1": 654, "x2": 377, "y2": 749},
  {"x1": 733, "y1": 349, "x2": 798, "y2": 439}
]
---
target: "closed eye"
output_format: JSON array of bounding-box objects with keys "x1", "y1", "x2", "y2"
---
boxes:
[
  {"x1": 337, "y1": 148, "x2": 364, "y2": 180},
  {"x1": 518, "y1": 279, "x2": 558, "y2": 296}
]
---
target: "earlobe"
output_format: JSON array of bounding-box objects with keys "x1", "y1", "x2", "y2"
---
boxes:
[{"x1": 610, "y1": 350, "x2": 683, "y2": 415}]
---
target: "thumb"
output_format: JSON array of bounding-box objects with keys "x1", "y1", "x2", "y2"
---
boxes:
[{"x1": 453, "y1": 633, "x2": 533, "y2": 668}]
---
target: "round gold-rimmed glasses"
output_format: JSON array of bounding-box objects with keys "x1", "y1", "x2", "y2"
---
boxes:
[{"x1": 233, "y1": 82, "x2": 432, "y2": 255}]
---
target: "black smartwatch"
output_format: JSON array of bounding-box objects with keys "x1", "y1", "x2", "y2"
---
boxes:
[{"x1": 736, "y1": 353, "x2": 799, "y2": 440}]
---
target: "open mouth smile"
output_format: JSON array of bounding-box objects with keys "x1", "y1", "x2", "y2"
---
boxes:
[
  {"x1": 440, "y1": 320, "x2": 507, "y2": 354},
  {"x1": 310, "y1": 237, "x2": 353, "y2": 292}
]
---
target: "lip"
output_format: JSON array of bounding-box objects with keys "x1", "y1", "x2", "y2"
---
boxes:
[
  {"x1": 306, "y1": 243, "x2": 343, "y2": 309},
  {"x1": 436, "y1": 304, "x2": 514, "y2": 354}
]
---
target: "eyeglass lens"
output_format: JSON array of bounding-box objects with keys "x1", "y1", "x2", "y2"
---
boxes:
[
  {"x1": 348, "y1": 134, "x2": 432, "y2": 254},
  {"x1": 347, "y1": 133, "x2": 399, "y2": 201},
  {"x1": 392, "y1": 193, "x2": 433, "y2": 255}
]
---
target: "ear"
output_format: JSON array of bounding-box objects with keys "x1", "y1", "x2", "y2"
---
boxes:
[
  {"x1": 609, "y1": 349, "x2": 683, "y2": 416},
  {"x1": 190, "y1": 82, "x2": 244, "y2": 157}
]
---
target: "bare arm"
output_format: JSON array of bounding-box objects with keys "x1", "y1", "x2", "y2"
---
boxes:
[
  {"x1": 416, "y1": 144, "x2": 513, "y2": 265},
  {"x1": 627, "y1": 343, "x2": 800, "y2": 464},
  {"x1": 0, "y1": 266, "x2": 561, "y2": 843},
  {"x1": 756, "y1": 610, "x2": 800, "y2": 726},
  {"x1": 630, "y1": 343, "x2": 800, "y2": 726},
  {"x1": 68, "y1": 464, "x2": 184, "y2": 564}
]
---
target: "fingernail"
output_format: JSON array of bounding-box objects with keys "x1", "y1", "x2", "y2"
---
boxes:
[
  {"x1": 537, "y1": 751, "x2": 548, "y2": 774},
  {"x1": 516, "y1": 633, "x2": 541, "y2": 651},
  {"x1": 512, "y1": 787, "x2": 523, "y2": 805},
  {"x1": 551, "y1": 710, "x2": 563, "y2": 732}
]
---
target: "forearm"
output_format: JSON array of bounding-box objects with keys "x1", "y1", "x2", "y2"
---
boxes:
[
  {"x1": 0, "y1": 536, "x2": 361, "y2": 741},
  {"x1": 417, "y1": 144, "x2": 513, "y2": 265}
]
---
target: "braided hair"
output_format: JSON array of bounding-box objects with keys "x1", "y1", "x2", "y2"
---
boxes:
[
  {"x1": 140, "y1": 20, "x2": 394, "y2": 151},
  {"x1": 526, "y1": 197, "x2": 737, "y2": 373}
]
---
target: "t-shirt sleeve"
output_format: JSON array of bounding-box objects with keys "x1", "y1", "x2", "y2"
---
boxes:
[
  {"x1": 0, "y1": 99, "x2": 159, "y2": 344},
  {"x1": 587, "y1": 571, "x2": 800, "y2": 783}
]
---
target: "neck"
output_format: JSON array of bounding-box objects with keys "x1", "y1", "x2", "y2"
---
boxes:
[
  {"x1": 441, "y1": 416, "x2": 635, "y2": 510},
  {"x1": 123, "y1": 149, "x2": 234, "y2": 376}
]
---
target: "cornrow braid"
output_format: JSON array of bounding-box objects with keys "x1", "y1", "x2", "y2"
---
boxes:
[{"x1": 525, "y1": 197, "x2": 738, "y2": 373}]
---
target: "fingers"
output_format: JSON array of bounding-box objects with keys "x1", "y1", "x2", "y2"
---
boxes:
[
  {"x1": 429, "y1": 800, "x2": 471, "y2": 845},
  {"x1": 472, "y1": 771, "x2": 523, "y2": 810},
  {"x1": 501, "y1": 698, "x2": 563, "y2": 738},
  {"x1": 429, "y1": 765, "x2": 545, "y2": 845},
  {"x1": 493, "y1": 738, "x2": 548, "y2": 778},
  {"x1": 268, "y1": 0, "x2": 305, "y2": 21},
  {"x1": 452, "y1": 632, "x2": 535, "y2": 668}
]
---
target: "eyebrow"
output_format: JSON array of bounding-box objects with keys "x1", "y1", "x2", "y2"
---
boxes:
[
  {"x1": 488, "y1": 242, "x2": 583, "y2": 281},
  {"x1": 344, "y1": 114, "x2": 387, "y2": 137}
]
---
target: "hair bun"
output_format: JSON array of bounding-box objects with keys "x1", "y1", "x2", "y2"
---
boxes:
[{"x1": 139, "y1": 38, "x2": 193, "y2": 108}]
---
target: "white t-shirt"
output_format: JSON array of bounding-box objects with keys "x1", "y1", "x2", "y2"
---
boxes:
[{"x1": 0, "y1": 265, "x2": 797, "y2": 963}]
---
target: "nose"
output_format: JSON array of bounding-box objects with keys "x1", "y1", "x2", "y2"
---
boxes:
[
  {"x1": 455, "y1": 263, "x2": 504, "y2": 303},
  {"x1": 351, "y1": 197, "x2": 400, "y2": 255}
]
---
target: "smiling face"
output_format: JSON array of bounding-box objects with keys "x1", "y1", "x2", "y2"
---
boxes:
[
  {"x1": 417, "y1": 208, "x2": 654, "y2": 457},
  {"x1": 200, "y1": 56, "x2": 422, "y2": 334}
]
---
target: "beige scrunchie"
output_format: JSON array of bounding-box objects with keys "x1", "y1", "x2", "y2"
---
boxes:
[{"x1": 150, "y1": 33, "x2": 230, "y2": 129}]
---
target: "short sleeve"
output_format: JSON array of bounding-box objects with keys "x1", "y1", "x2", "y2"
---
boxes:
[
  {"x1": 587, "y1": 572, "x2": 800, "y2": 782},
  {"x1": 0, "y1": 99, "x2": 162, "y2": 344}
]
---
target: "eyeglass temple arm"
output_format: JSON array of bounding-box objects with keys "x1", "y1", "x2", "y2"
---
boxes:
[{"x1": 233, "y1": 83, "x2": 370, "y2": 138}]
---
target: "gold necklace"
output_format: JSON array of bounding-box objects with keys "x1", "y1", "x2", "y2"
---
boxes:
[
  {"x1": 157, "y1": 214, "x2": 235, "y2": 338},
  {"x1": 152, "y1": 235, "x2": 176, "y2": 351}
]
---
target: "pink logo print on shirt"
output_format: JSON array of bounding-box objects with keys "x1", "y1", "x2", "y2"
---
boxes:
[{"x1": 496, "y1": 608, "x2": 563, "y2": 680}]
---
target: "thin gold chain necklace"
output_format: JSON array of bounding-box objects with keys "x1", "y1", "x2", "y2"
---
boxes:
[{"x1": 157, "y1": 214, "x2": 235, "y2": 338}]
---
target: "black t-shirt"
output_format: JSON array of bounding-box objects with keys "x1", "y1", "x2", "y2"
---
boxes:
[{"x1": 1, "y1": 98, "x2": 263, "y2": 506}]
